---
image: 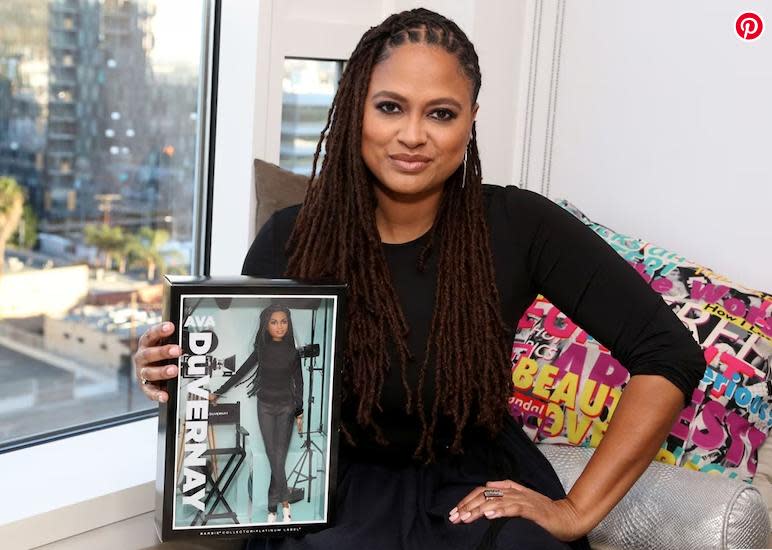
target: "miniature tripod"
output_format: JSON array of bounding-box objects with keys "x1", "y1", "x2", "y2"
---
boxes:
[{"x1": 287, "y1": 303, "x2": 329, "y2": 503}]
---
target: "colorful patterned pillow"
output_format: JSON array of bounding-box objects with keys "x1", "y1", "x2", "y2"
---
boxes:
[{"x1": 510, "y1": 200, "x2": 772, "y2": 482}]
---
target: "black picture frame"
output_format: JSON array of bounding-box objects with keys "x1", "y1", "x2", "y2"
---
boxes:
[{"x1": 155, "y1": 276, "x2": 346, "y2": 541}]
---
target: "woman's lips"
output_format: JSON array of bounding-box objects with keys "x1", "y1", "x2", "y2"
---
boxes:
[{"x1": 389, "y1": 155, "x2": 431, "y2": 173}]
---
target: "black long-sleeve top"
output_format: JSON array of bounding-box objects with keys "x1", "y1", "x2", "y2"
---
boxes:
[
  {"x1": 241, "y1": 184, "x2": 706, "y2": 459},
  {"x1": 213, "y1": 340, "x2": 304, "y2": 417}
]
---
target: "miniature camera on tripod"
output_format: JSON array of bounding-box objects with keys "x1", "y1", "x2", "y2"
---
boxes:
[
  {"x1": 298, "y1": 343, "x2": 320, "y2": 359},
  {"x1": 180, "y1": 353, "x2": 236, "y2": 378}
]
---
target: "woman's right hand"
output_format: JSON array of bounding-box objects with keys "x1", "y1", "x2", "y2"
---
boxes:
[{"x1": 133, "y1": 321, "x2": 180, "y2": 403}]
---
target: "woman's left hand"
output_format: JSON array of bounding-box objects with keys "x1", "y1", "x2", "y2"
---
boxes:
[{"x1": 449, "y1": 480, "x2": 587, "y2": 542}]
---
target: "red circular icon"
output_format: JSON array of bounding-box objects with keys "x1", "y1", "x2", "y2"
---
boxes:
[{"x1": 736, "y1": 12, "x2": 763, "y2": 40}]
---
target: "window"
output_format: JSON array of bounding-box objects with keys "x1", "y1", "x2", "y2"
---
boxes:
[
  {"x1": 0, "y1": 0, "x2": 213, "y2": 451},
  {"x1": 280, "y1": 58, "x2": 344, "y2": 176}
]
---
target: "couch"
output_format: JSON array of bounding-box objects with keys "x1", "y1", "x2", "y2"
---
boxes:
[{"x1": 248, "y1": 158, "x2": 772, "y2": 549}]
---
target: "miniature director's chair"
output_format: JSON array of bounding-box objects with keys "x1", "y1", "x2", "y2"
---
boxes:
[{"x1": 190, "y1": 401, "x2": 250, "y2": 526}]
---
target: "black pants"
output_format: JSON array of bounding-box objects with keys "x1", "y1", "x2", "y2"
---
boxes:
[{"x1": 257, "y1": 400, "x2": 295, "y2": 513}]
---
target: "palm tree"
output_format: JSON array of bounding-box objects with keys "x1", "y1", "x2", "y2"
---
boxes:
[
  {"x1": 12, "y1": 204, "x2": 38, "y2": 249},
  {"x1": 128, "y1": 226, "x2": 171, "y2": 281},
  {"x1": 84, "y1": 224, "x2": 127, "y2": 271},
  {"x1": 0, "y1": 177, "x2": 25, "y2": 276}
]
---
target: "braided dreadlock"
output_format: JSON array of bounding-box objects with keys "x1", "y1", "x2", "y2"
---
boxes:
[{"x1": 285, "y1": 8, "x2": 511, "y2": 461}]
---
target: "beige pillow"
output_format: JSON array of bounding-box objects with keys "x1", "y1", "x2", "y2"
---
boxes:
[{"x1": 253, "y1": 158, "x2": 309, "y2": 235}]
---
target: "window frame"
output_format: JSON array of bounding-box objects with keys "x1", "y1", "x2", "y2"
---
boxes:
[
  {"x1": 0, "y1": 0, "x2": 222, "y2": 544},
  {"x1": 279, "y1": 56, "x2": 346, "y2": 176},
  {"x1": 0, "y1": 0, "x2": 219, "y2": 457}
]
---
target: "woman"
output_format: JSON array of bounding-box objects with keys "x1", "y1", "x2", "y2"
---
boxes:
[
  {"x1": 134, "y1": 8, "x2": 705, "y2": 549},
  {"x1": 209, "y1": 304, "x2": 304, "y2": 524}
]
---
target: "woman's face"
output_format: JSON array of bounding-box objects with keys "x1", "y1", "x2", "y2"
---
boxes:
[
  {"x1": 267, "y1": 311, "x2": 289, "y2": 341},
  {"x1": 361, "y1": 42, "x2": 478, "y2": 200}
]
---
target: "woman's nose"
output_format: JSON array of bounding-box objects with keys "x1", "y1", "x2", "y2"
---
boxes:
[{"x1": 397, "y1": 115, "x2": 427, "y2": 148}]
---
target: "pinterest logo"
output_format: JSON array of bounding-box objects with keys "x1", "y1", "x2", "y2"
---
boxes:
[{"x1": 736, "y1": 12, "x2": 763, "y2": 40}]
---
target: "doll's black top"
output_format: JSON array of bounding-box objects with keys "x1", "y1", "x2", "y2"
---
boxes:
[
  {"x1": 241, "y1": 184, "x2": 705, "y2": 462},
  {"x1": 213, "y1": 340, "x2": 304, "y2": 417}
]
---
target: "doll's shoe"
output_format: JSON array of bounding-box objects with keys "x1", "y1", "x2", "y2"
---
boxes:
[
  {"x1": 267, "y1": 511, "x2": 277, "y2": 523},
  {"x1": 282, "y1": 504, "x2": 291, "y2": 523}
]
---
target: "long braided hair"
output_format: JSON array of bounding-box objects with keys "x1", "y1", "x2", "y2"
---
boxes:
[
  {"x1": 285, "y1": 8, "x2": 511, "y2": 461},
  {"x1": 232, "y1": 304, "x2": 298, "y2": 398}
]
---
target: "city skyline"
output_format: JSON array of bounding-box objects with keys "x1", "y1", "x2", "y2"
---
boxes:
[
  {"x1": 1, "y1": 0, "x2": 202, "y2": 247},
  {"x1": 0, "y1": 0, "x2": 207, "y2": 446}
]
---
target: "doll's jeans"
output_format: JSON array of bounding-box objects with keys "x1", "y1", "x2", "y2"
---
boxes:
[{"x1": 257, "y1": 400, "x2": 296, "y2": 513}]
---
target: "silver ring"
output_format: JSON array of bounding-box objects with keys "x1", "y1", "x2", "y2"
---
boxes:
[
  {"x1": 483, "y1": 489, "x2": 504, "y2": 500},
  {"x1": 141, "y1": 376, "x2": 150, "y2": 385}
]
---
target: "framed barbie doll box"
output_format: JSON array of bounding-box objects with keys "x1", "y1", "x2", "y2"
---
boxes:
[{"x1": 155, "y1": 276, "x2": 346, "y2": 542}]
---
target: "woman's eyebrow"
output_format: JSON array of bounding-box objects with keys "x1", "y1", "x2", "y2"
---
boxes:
[{"x1": 370, "y1": 90, "x2": 463, "y2": 110}]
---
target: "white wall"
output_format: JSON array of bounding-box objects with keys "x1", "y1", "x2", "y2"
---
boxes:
[
  {"x1": 472, "y1": 1, "x2": 530, "y2": 186},
  {"x1": 516, "y1": 0, "x2": 772, "y2": 292}
]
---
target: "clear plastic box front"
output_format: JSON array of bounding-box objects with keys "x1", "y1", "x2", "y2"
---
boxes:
[{"x1": 172, "y1": 294, "x2": 337, "y2": 530}]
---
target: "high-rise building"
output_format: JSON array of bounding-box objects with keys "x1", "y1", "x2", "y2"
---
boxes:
[
  {"x1": 138, "y1": 75, "x2": 199, "y2": 240},
  {"x1": 45, "y1": 0, "x2": 101, "y2": 224},
  {"x1": 91, "y1": 0, "x2": 154, "y2": 223},
  {"x1": 0, "y1": 79, "x2": 44, "y2": 212},
  {"x1": 45, "y1": 0, "x2": 160, "y2": 230},
  {"x1": 0, "y1": 2, "x2": 47, "y2": 213},
  {"x1": 41, "y1": 0, "x2": 201, "y2": 241}
]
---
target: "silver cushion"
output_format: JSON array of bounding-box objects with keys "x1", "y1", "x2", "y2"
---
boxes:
[{"x1": 537, "y1": 444, "x2": 770, "y2": 550}]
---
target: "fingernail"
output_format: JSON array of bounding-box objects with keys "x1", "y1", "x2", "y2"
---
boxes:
[
  {"x1": 169, "y1": 346, "x2": 180, "y2": 356},
  {"x1": 449, "y1": 507, "x2": 458, "y2": 516},
  {"x1": 448, "y1": 512, "x2": 458, "y2": 522},
  {"x1": 166, "y1": 366, "x2": 177, "y2": 376},
  {"x1": 163, "y1": 322, "x2": 173, "y2": 331},
  {"x1": 159, "y1": 394, "x2": 167, "y2": 403},
  {"x1": 484, "y1": 510, "x2": 496, "y2": 518},
  {"x1": 460, "y1": 512, "x2": 471, "y2": 521}
]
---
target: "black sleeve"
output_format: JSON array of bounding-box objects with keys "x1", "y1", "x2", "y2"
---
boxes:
[
  {"x1": 241, "y1": 205, "x2": 300, "y2": 277},
  {"x1": 242, "y1": 212, "x2": 280, "y2": 278},
  {"x1": 292, "y1": 351, "x2": 304, "y2": 417},
  {"x1": 516, "y1": 188, "x2": 705, "y2": 406},
  {"x1": 212, "y1": 349, "x2": 259, "y2": 396}
]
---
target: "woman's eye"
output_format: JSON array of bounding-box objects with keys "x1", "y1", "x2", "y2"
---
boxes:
[
  {"x1": 376, "y1": 101, "x2": 401, "y2": 114},
  {"x1": 430, "y1": 108, "x2": 456, "y2": 121}
]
